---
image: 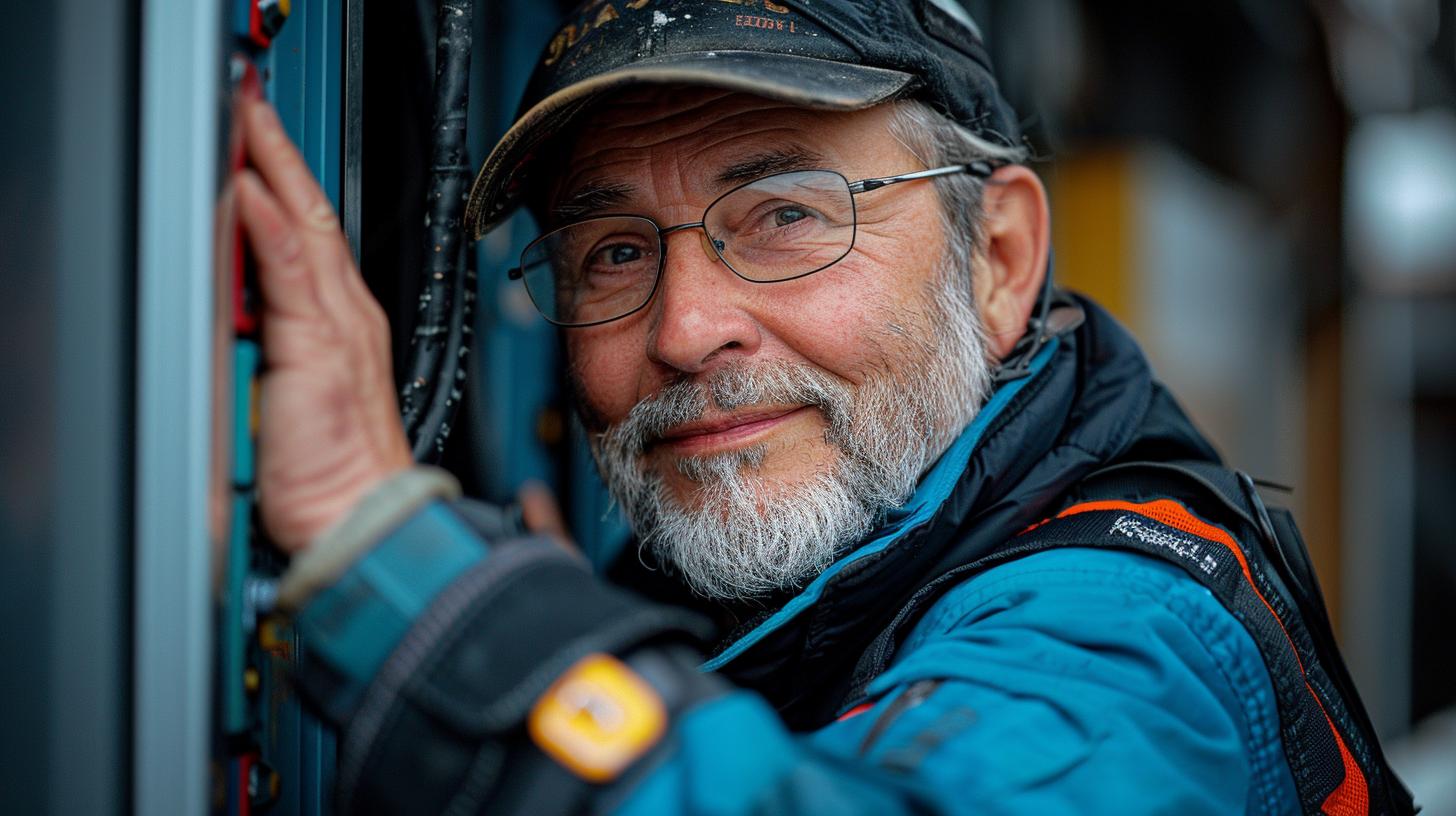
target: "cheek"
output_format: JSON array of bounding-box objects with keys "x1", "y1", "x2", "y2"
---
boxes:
[
  {"x1": 566, "y1": 329, "x2": 644, "y2": 424},
  {"x1": 758, "y1": 230, "x2": 937, "y2": 383}
]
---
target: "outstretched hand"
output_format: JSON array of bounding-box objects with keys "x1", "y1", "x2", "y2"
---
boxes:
[{"x1": 235, "y1": 98, "x2": 413, "y2": 554}]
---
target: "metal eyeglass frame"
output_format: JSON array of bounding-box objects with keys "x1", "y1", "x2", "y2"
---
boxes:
[{"x1": 507, "y1": 160, "x2": 1004, "y2": 327}]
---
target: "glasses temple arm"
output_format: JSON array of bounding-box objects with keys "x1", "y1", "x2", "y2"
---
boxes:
[{"x1": 848, "y1": 161, "x2": 1001, "y2": 194}]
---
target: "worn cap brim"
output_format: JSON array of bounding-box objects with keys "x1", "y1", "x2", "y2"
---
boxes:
[{"x1": 464, "y1": 50, "x2": 915, "y2": 239}]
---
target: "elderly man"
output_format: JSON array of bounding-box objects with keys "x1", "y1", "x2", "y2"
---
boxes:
[{"x1": 235, "y1": 1, "x2": 1408, "y2": 813}]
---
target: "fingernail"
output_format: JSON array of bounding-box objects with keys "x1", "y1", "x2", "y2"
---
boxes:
[{"x1": 304, "y1": 201, "x2": 339, "y2": 232}]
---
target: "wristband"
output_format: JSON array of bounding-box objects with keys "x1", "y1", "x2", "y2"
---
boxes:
[
  {"x1": 294, "y1": 499, "x2": 488, "y2": 721},
  {"x1": 278, "y1": 466, "x2": 461, "y2": 610}
]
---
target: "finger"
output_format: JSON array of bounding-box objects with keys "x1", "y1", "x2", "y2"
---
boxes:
[
  {"x1": 240, "y1": 99, "x2": 398, "y2": 451},
  {"x1": 241, "y1": 99, "x2": 339, "y2": 236},
  {"x1": 519, "y1": 481, "x2": 578, "y2": 554},
  {"x1": 236, "y1": 169, "x2": 321, "y2": 321},
  {"x1": 242, "y1": 100, "x2": 379, "y2": 349}
]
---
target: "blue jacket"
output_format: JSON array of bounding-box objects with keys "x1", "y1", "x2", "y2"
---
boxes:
[{"x1": 292, "y1": 296, "x2": 1304, "y2": 814}]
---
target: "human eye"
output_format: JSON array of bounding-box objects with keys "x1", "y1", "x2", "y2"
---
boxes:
[
  {"x1": 742, "y1": 200, "x2": 824, "y2": 236},
  {"x1": 771, "y1": 205, "x2": 811, "y2": 227},
  {"x1": 580, "y1": 235, "x2": 655, "y2": 280},
  {"x1": 590, "y1": 242, "x2": 645, "y2": 268}
]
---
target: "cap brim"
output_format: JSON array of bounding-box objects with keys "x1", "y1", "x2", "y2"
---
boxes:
[{"x1": 464, "y1": 51, "x2": 915, "y2": 239}]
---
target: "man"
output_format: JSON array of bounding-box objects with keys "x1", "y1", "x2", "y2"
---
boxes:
[{"x1": 236, "y1": 1, "x2": 1409, "y2": 812}]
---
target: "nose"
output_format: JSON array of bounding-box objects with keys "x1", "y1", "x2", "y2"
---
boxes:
[{"x1": 645, "y1": 226, "x2": 762, "y2": 374}]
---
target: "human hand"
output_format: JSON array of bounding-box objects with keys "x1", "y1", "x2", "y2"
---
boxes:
[
  {"x1": 235, "y1": 98, "x2": 413, "y2": 554},
  {"x1": 518, "y1": 480, "x2": 586, "y2": 560}
]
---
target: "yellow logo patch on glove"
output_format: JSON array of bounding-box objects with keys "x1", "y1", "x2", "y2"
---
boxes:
[{"x1": 528, "y1": 653, "x2": 667, "y2": 782}]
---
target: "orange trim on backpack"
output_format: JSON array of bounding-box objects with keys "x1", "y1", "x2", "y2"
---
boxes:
[
  {"x1": 1037, "y1": 499, "x2": 1371, "y2": 814},
  {"x1": 1314, "y1": 690, "x2": 1370, "y2": 816}
]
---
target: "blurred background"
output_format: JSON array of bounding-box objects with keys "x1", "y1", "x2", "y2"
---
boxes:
[{"x1": 1, "y1": 0, "x2": 1452, "y2": 812}]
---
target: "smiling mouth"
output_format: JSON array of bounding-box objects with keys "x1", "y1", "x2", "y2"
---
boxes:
[{"x1": 654, "y1": 406, "x2": 813, "y2": 456}]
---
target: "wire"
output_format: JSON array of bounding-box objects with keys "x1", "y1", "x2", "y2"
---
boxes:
[{"x1": 400, "y1": 0, "x2": 476, "y2": 461}]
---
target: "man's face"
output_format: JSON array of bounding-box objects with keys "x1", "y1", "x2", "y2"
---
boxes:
[{"x1": 553, "y1": 87, "x2": 992, "y2": 599}]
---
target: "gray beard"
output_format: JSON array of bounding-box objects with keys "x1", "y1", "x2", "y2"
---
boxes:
[{"x1": 588, "y1": 274, "x2": 993, "y2": 601}]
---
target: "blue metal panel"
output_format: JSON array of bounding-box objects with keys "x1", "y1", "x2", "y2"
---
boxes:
[
  {"x1": 225, "y1": 3, "x2": 344, "y2": 814},
  {"x1": 265, "y1": 2, "x2": 343, "y2": 811},
  {"x1": 266, "y1": 0, "x2": 345, "y2": 208}
]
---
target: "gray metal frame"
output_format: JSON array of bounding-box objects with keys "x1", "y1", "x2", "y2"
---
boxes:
[{"x1": 134, "y1": 0, "x2": 224, "y2": 812}]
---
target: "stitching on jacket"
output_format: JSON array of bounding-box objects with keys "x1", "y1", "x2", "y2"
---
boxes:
[
  {"x1": 442, "y1": 742, "x2": 506, "y2": 816},
  {"x1": 1156, "y1": 580, "x2": 1290, "y2": 815},
  {"x1": 885, "y1": 551, "x2": 1293, "y2": 809}
]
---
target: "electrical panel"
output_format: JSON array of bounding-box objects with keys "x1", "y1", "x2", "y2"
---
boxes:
[{"x1": 213, "y1": 1, "x2": 350, "y2": 812}]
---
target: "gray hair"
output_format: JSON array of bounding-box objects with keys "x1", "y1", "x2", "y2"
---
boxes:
[{"x1": 887, "y1": 100, "x2": 1030, "y2": 274}]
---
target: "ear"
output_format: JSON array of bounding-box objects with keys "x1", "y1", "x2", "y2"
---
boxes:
[{"x1": 971, "y1": 165, "x2": 1050, "y2": 360}]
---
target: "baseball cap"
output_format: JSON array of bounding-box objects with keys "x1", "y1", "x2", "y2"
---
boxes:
[{"x1": 464, "y1": 0, "x2": 1022, "y2": 239}]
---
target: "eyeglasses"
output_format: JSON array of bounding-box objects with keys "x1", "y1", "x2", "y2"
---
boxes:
[{"x1": 508, "y1": 162, "x2": 1001, "y2": 327}]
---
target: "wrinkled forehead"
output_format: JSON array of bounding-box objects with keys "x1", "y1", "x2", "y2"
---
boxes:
[{"x1": 537, "y1": 86, "x2": 900, "y2": 211}]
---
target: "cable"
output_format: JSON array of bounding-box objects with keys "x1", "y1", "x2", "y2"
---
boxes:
[{"x1": 400, "y1": 0, "x2": 475, "y2": 461}]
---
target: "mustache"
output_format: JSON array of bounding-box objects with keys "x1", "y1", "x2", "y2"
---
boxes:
[{"x1": 597, "y1": 360, "x2": 854, "y2": 458}]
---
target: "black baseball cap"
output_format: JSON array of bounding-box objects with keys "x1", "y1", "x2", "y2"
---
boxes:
[{"x1": 464, "y1": 0, "x2": 1022, "y2": 239}]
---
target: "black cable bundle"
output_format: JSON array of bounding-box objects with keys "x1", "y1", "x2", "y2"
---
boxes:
[{"x1": 399, "y1": 0, "x2": 476, "y2": 461}]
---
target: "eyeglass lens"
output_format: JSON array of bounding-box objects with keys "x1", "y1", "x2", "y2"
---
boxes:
[{"x1": 518, "y1": 170, "x2": 856, "y2": 326}]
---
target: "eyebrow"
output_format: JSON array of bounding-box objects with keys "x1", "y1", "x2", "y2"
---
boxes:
[
  {"x1": 549, "y1": 147, "x2": 830, "y2": 225},
  {"x1": 713, "y1": 147, "x2": 828, "y2": 187},
  {"x1": 550, "y1": 180, "x2": 635, "y2": 225}
]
